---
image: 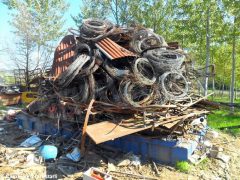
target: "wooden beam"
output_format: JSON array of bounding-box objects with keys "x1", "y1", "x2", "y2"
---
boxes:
[{"x1": 80, "y1": 99, "x2": 95, "y2": 154}]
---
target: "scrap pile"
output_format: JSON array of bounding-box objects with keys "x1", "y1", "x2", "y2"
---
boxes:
[{"x1": 27, "y1": 19, "x2": 215, "y2": 145}]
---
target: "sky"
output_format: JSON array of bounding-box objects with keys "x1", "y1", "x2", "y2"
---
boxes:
[{"x1": 0, "y1": 0, "x2": 82, "y2": 71}]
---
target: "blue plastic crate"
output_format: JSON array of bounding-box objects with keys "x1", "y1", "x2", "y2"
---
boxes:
[
  {"x1": 15, "y1": 113, "x2": 74, "y2": 139},
  {"x1": 105, "y1": 134, "x2": 201, "y2": 165}
]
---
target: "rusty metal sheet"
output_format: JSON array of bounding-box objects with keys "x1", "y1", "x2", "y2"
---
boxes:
[
  {"x1": 86, "y1": 121, "x2": 150, "y2": 144},
  {"x1": 96, "y1": 38, "x2": 136, "y2": 60},
  {"x1": 51, "y1": 35, "x2": 76, "y2": 77},
  {"x1": 0, "y1": 93, "x2": 21, "y2": 106}
]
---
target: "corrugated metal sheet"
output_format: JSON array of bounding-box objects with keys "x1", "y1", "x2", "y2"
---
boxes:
[
  {"x1": 96, "y1": 38, "x2": 136, "y2": 60},
  {"x1": 52, "y1": 35, "x2": 76, "y2": 77}
]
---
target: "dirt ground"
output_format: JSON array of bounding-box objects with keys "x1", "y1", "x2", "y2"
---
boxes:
[{"x1": 0, "y1": 118, "x2": 239, "y2": 180}]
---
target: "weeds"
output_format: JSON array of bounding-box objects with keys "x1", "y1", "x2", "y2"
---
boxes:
[
  {"x1": 175, "y1": 161, "x2": 191, "y2": 173},
  {"x1": 197, "y1": 158, "x2": 209, "y2": 170}
]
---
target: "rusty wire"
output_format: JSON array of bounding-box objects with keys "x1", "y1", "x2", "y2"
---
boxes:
[
  {"x1": 29, "y1": 18, "x2": 217, "y2": 137},
  {"x1": 53, "y1": 40, "x2": 188, "y2": 108},
  {"x1": 143, "y1": 48, "x2": 185, "y2": 75},
  {"x1": 51, "y1": 19, "x2": 206, "y2": 110},
  {"x1": 130, "y1": 29, "x2": 167, "y2": 53},
  {"x1": 133, "y1": 58, "x2": 156, "y2": 85},
  {"x1": 79, "y1": 18, "x2": 115, "y2": 42},
  {"x1": 159, "y1": 71, "x2": 188, "y2": 100}
]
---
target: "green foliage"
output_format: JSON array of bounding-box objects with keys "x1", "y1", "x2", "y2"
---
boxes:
[
  {"x1": 175, "y1": 161, "x2": 191, "y2": 173},
  {"x1": 72, "y1": 0, "x2": 110, "y2": 26},
  {"x1": 128, "y1": 0, "x2": 176, "y2": 36},
  {"x1": 7, "y1": 0, "x2": 69, "y2": 45},
  {"x1": 72, "y1": 0, "x2": 132, "y2": 26}
]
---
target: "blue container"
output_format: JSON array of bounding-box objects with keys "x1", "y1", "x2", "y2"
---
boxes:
[
  {"x1": 104, "y1": 134, "x2": 200, "y2": 165},
  {"x1": 39, "y1": 145, "x2": 58, "y2": 160},
  {"x1": 16, "y1": 113, "x2": 75, "y2": 139}
]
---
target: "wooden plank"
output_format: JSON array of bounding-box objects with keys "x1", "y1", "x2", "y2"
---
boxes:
[
  {"x1": 181, "y1": 93, "x2": 214, "y2": 111},
  {"x1": 86, "y1": 121, "x2": 150, "y2": 144},
  {"x1": 0, "y1": 93, "x2": 21, "y2": 106},
  {"x1": 80, "y1": 99, "x2": 95, "y2": 154},
  {"x1": 161, "y1": 120, "x2": 181, "y2": 129}
]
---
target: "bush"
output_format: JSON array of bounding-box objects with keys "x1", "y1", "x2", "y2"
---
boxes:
[{"x1": 175, "y1": 161, "x2": 191, "y2": 173}]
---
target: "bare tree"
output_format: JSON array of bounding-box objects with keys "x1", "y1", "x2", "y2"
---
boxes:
[
  {"x1": 9, "y1": 3, "x2": 36, "y2": 90},
  {"x1": 4, "y1": 0, "x2": 68, "y2": 89}
]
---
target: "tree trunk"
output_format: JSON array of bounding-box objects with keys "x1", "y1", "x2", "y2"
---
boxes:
[
  {"x1": 235, "y1": 87, "x2": 237, "y2": 100},
  {"x1": 26, "y1": 56, "x2": 29, "y2": 91},
  {"x1": 212, "y1": 77, "x2": 215, "y2": 100},
  {"x1": 204, "y1": 7, "x2": 210, "y2": 96},
  {"x1": 230, "y1": 17, "x2": 236, "y2": 113},
  {"x1": 229, "y1": 85, "x2": 231, "y2": 99},
  {"x1": 37, "y1": 44, "x2": 40, "y2": 68},
  {"x1": 115, "y1": 0, "x2": 119, "y2": 26},
  {"x1": 25, "y1": 36, "x2": 31, "y2": 91},
  {"x1": 221, "y1": 83, "x2": 224, "y2": 96}
]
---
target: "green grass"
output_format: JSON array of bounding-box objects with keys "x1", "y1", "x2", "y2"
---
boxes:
[
  {"x1": 208, "y1": 108, "x2": 240, "y2": 136},
  {"x1": 211, "y1": 96, "x2": 240, "y2": 104},
  {"x1": 0, "y1": 103, "x2": 26, "y2": 111},
  {"x1": 208, "y1": 91, "x2": 240, "y2": 103},
  {"x1": 0, "y1": 104, "x2": 7, "y2": 111},
  {"x1": 175, "y1": 161, "x2": 191, "y2": 173},
  {"x1": 197, "y1": 158, "x2": 210, "y2": 170},
  {"x1": 206, "y1": 93, "x2": 240, "y2": 136}
]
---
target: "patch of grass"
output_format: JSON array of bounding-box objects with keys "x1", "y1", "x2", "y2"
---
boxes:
[
  {"x1": 17, "y1": 103, "x2": 27, "y2": 109},
  {"x1": 0, "y1": 103, "x2": 26, "y2": 111},
  {"x1": 208, "y1": 108, "x2": 240, "y2": 136},
  {"x1": 175, "y1": 161, "x2": 191, "y2": 173},
  {"x1": 209, "y1": 94, "x2": 240, "y2": 103},
  {"x1": 197, "y1": 158, "x2": 209, "y2": 170},
  {"x1": 0, "y1": 104, "x2": 7, "y2": 111}
]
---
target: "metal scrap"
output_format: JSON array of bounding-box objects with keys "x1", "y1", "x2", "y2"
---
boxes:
[{"x1": 26, "y1": 18, "x2": 217, "y2": 146}]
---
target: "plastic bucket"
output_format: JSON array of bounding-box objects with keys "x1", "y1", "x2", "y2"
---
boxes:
[{"x1": 39, "y1": 145, "x2": 58, "y2": 160}]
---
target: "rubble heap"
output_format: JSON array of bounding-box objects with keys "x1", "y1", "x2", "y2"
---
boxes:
[{"x1": 27, "y1": 19, "x2": 216, "y2": 145}]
